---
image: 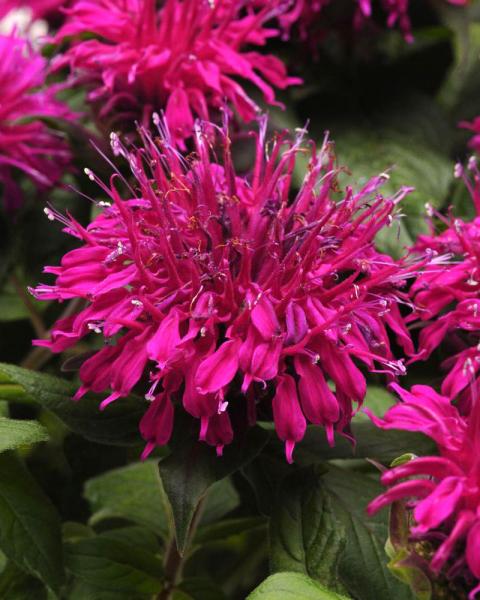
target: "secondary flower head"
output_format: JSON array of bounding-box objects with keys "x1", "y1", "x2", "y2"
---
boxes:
[
  {"x1": 0, "y1": 32, "x2": 73, "y2": 210},
  {"x1": 32, "y1": 117, "x2": 419, "y2": 461},
  {"x1": 278, "y1": 0, "x2": 468, "y2": 43},
  {"x1": 0, "y1": 0, "x2": 67, "y2": 21},
  {"x1": 53, "y1": 0, "x2": 301, "y2": 147},
  {"x1": 368, "y1": 383, "x2": 480, "y2": 599},
  {"x1": 409, "y1": 160, "x2": 480, "y2": 410}
]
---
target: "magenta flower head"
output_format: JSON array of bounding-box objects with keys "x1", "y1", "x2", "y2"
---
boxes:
[
  {"x1": 409, "y1": 160, "x2": 480, "y2": 410},
  {"x1": 32, "y1": 116, "x2": 419, "y2": 462},
  {"x1": 52, "y1": 0, "x2": 301, "y2": 147},
  {"x1": 368, "y1": 383, "x2": 480, "y2": 599},
  {"x1": 0, "y1": 32, "x2": 74, "y2": 210},
  {"x1": 278, "y1": 0, "x2": 468, "y2": 43}
]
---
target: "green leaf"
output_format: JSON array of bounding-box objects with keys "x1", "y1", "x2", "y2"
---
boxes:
[
  {"x1": 68, "y1": 579, "x2": 146, "y2": 600},
  {"x1": 247, "y1": 572, "x2": 350, "y2": 600},
  {"x1": 200, "y1": 478, "x2": 240, "y2": 526},
  {"x1": 269, "y1": 464, "x2": 414, "y2": 600},
  {"x1": 195, "y1": 517, "x2": 266, "y2": 545},
  {"x1": 269, "y1": 466, "x2": 347, "y2": 593},
  {"x1": 96, "y1": 527, "x2": 161, "y2": 556},
  {"x1": 353, "y1": 386, "x2": 396, "y2": 423},
  {"x1": 64, "y1": 532, "x2": 163, "y2": 595},
  {"x1": 0, "y1": 418, "x2": 49, "y2": 453},
  {"x1": 0, "y1": 293, "x2": 46, "y2": 323},
  {"x1": 84, "y1": 461, "x2": 170, "y2": 538},
  {"x1": 178, "y1": 577, "x2": 227, "y2": 600},
  {"x1": 0, "y1": 560, "x2": 47, "y2": 600},
  {"x1": 322, "y1": 467, "x2": 414, "y2": 600},
  {"x1": 159, "y1": 416, "x2": 269, "y2": 554},
  {"x1": 0, "y1": 363, "x2": 145, "y2": 446},
  {"x1": 0, "y1": 452, "x2": 64, "y2": 594}
]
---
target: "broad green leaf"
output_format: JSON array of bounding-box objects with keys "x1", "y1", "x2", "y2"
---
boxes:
[
  {"x1": 247, "y1": 572, "x2": 350, "y2": 600},
  {"x1": 94, "y1": 527, "x2": 161, "y2": 556},
  {"x1": 270, "y1": 466, "x2": 347, "y2": 593},
  {"x1": 269, "y1": 464, "x2": 413, "y2": 599},
  {"x1": 322, "y1": 466, "x2": 414, "y2": 600},
  {"x1": 84, "y1": 461, "x2": 170, "y2": 538},
  {"x1": 159, "y1": 416, "x2": 269, "y2": 554},
  {"x1": 69, "y1": 579, "x2": 146, "y2": 600},
  {"x1": 336, "y1": 128, "x2": 452, "y2": 256},
  {"x1": 0, "y1": 452, "x2": 64, "y2": 594},
  {"x1": 195, "y1": 517, "x2": 266, "y2": 545},
  {"x1": 0, "y1": 560, "x2": 47, "y2": 600},
  {"x1": 62, "y1": 522, "x2": 95, "y2": 543},
  {"x1": 353, "y1": 386, "x2": 396, "y2": 422},
  {"x1": 0, "y1": 417, "x2": 48, "y2": 453},
  {"x1": 0, "y1": 293, "x2": 43, "y2": 323},
  {"x1": 242, "y1": 454, "x2": 292, "y2": 516},
  {"x1": 200, "y1": 478, "x2": 240, "y2": 526},
  {"x1": 0, "y1": 363, "x2": 145, "y2": 446},
  {"x1": 64, "y1": 532, "x2": 163, "y2": 595}
]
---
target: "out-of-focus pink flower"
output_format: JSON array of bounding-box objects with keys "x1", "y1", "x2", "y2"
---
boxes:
[
  {"x1": 460, "y1": 117, "x2": 480, "y2": 154},
  {"x1": 0, "y1": 0, "x2": 67, "y2": 20},
  {"x1": 32, "y1": 117, "x2": 420, "y2": 461},
  {"x1": 279, "y1": 0, "x2": 468, "y2": 43},
  {"x1": 368, "y1": 383, "x2": 480, "y2": 599},
  {"x1": 53, "y1": 0, "x2": 301, "y2": 147},
  {"x1": 0, "y1": 32, "x2": 74, "y2": 210},
  {"x1": 409, "y1": 161, "x2": 480, "y2": 410}
]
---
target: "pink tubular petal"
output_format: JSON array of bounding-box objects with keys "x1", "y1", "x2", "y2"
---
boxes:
[
  {"x1": 413, "y1": 477, "x2": 464, "y2": 534},
  {"x1": 195, "y1": 339, "x2": 241, "y2": 395},
  {"x1": 272, "y1": 374, "x2": 306, "y2": 458},
  {"x1": 295, "y1": 355, "x2": 339, "y2": 425},
  {"x1": 367, "y1": 479, "x2": 436, "y2": 516}
]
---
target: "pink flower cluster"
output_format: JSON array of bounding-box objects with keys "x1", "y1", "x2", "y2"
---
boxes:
[
  {"x1": 0, "y1": 0, "x2": 67, "y2": 20},
  {"x1": 53, "y1": 0, "x2": 301, "y2": 147},
  {"x1": 0, "y1": 32, "x2": 73, "y2": 210},
  {"x1": 367, "y1": 164, "x2": 480, "y2": 597},
  {"x1": 368, "y1": 383, "x2": 480, "y2": 599},
  {"x1": 279, "y1": 0, "x2": 468, "y2": 42},
  {"x1": 32, "y1": 117, "x2": 420, "y2": 461},
  {"x1": 409, "y1": 162, "x2": 480, "y2": 410}
]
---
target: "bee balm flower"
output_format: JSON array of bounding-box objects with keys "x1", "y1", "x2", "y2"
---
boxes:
[
  {"x1": 409, "y1": 161, "x2": 480, "y2": 410},
  {"x1": 53, "y1": 0, "x2": 301, "y2": 147},
  {"x1": 278, "y1": 0, "x2": 468, "y2": 43},
  {"x1": 32, "y1": 117, "x2": 419, "y2": 461},
  {"x1": 0, "y1": 32, "x2": 73, "y2": 210},
  {"x1": 368, "y1": 383, "x2": 480, "y2": 600}
]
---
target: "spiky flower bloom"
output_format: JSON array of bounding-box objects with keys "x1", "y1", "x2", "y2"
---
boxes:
[
  {"x1": 368, "y1": 384, "x2": 480, "y2": 599},
  {"x1": 409, "y1": 160, "x2": 480, "y2": 410},
  {"x1": 0, "y1": 32, "x2": 73, "y2": 210},
  {"x1": 52, "y1": 0, "x2": 301, "y2": 147},
  {"x1": 32, "y1": 117, "x2": 419, "y2": 461}
]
